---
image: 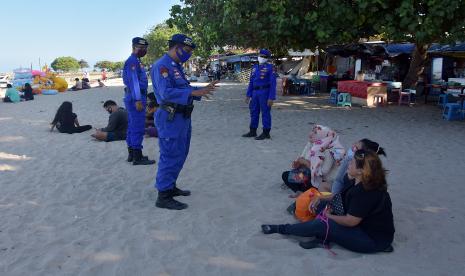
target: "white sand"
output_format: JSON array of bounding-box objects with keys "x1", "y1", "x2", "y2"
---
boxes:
[{"x1": 1, "y1": 80, "x2": 465, "y2": 275}]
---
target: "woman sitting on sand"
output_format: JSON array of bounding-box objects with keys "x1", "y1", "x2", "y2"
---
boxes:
[
  {"x1": 50, "y1": 101, "x2": 92, "y2": 134},
  {"x1": 330, "y1": 138, "x2": 386, "y2": 194},
  {"x1": 282, "y1": 125, "x2": 345, "y2": 193},
  {"x1": 263, "y1": 150, "x2": 395, "y2": 253}
]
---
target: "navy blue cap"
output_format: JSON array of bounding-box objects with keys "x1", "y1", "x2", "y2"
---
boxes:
[
  {"x1": 132, "y1": 37, "x2": 148, "y2": 46},
  {"x1": 259, "y1": 49, "x2": 271, "y2": 57},
  {"x1": 169, "y1": 34, "x2": 196, "y2": 49}
]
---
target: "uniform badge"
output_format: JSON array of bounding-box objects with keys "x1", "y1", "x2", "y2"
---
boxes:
[{"x1": 160, "y1": 67, "x2": 169, "y2": 78}]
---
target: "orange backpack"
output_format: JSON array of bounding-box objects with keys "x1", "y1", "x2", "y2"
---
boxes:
[{"x1": 295, "y1": 187, "x2": 321, "y2": 222}]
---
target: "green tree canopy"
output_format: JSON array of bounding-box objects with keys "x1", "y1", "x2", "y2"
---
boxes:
[
  {"x1": 141, "y1": 23, "x2": 180, "y2": 65},
  {"x1": 78, "y1": 59, "x2": 89, "y2": 69},
  {"x1": 94, "y1": 61, "x2": 115, "y2": 70},
  {"x1": 51, "y1": 56, "x2": 80, "y2": 72}
]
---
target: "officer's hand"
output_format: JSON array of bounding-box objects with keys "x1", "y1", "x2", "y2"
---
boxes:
[
  {"x1": 135, "y1": 101, "x2": 144, "y2": 111},
  {"x1": 267, "y1": 99, "x2": 274, "y2": 107},
  {"x1": 191, "y1": 86, "x2": 215, "y2": 98},
  {"x1": 245, "y1": 97, "x2": 251, "y2": 104}
]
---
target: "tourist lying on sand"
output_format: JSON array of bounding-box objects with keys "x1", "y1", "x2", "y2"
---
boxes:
[
  {"x1": 263, "y1": 150, "x2": 395, "y2": 254},
  {"x1": 50, "y1": 101, "x2": 92, "y2": 134}
]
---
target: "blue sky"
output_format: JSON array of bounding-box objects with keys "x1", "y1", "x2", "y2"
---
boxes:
[{"x1": 0, "y1": 0, "x2": 180, "y2": 72}]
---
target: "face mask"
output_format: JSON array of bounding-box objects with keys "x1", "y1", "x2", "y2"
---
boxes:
[
  {"x1": 176, "y1": 47, "x2": 192, "y2": 63},
  {"x1": 258, "y1": 57, "x2": 267, "y2": 64},
  {"x1": 136, "y1": 48, "x2": 147, "y2": 58}
]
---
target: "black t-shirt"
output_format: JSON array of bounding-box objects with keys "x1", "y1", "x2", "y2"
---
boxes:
[
  {"x1": 343, "y1": 183, "x2": 395, "y2": 246},
  {"x1": 57, "y1": 112, "x2": 77, "y2": 131}
]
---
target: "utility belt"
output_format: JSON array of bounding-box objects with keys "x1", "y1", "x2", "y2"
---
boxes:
[
  {"x1": 253, "y1": 84, "x2": 270, "y2": 90},
  {"x1": 161, "y1": 102, "x2": 194, "y2": 121}
]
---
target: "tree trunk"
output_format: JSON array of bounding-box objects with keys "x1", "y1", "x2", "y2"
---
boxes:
[{"x1": 402, "y1": 43, "x2": 430, "y2": 89}]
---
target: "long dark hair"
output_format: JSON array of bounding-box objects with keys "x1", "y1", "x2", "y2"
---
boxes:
[
  {"x1": 360, "y1": 138, "x2": 386, "y2": 157},
  {"x1": 52, "y1": 101, "x2": 73, "y2": 125},
  {"x1": 354, "y1": 149, "x2": 387, "y2": 191}
]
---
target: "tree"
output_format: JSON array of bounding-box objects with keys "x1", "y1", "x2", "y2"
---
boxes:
[
  {"x1": 78, "y1": 59, "x2": 89, "y2": 69},
  {"x1": 142, "y1": 23, "x2": 179, "y2": 65},
  {"x1": 94, "y1": 61, "x2": 114, "y2": 70},
  {"x1": 51, "y1": 56, "x2": 80, "y2": 72},
  {"x1": 169, "y1": 0, "x2": 465, "y2": 88},
  {"x1": 110, "y1": 61, "x2": 124, "y2": 72}
]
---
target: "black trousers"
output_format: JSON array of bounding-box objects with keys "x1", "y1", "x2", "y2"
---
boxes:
[
  {"x1": 282, "y1": 171, "x2": 311, "y2": 193},
  {"x1": 59, "y1": 125, "x2": 92, "y2": 134}
]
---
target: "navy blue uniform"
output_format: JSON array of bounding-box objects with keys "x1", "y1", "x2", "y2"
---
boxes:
[
  {"x1": 150, "y1": 54, "x2": 200, "y2": 192},
  {"x1": 123, "y1": 54, "x2": 148, "y2": 150},
  {"x1": 246, "y1": 63, "x2": 277, "y2": 129}
]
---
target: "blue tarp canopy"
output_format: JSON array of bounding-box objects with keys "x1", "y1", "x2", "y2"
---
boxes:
[{"x1": 384, "y1": 44, "x2": 415, "y2": 57}]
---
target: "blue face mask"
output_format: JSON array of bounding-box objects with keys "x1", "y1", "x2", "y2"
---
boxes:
[
  {"x1": 176, "y1": 47, "x2": 192, "y2": 63},
  {"x1": 346, "y1": 148, "x2": 354, "y2": 158}
]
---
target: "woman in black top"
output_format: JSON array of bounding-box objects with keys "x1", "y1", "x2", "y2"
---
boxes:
[
  {"x1": 50, "y1": 101, "x2": 92, "y2": 134},
  {"x1": 21, "y1": 83, "x2": 34, "y2": 101},
  {"x1": 262, "y1": 149, "x2": 395, "y2": 253}
]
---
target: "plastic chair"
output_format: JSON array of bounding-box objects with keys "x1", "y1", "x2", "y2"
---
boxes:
[
  {"x1": 398, "y1": 90, "x2": 412, "y2": 106},
  {"x1": 373, "y1": 94, "x2": 385, "y2": 107},
  {"x1": 329, "y1": 88, "x2": 338, "y2": 104},
  {"x1": 442, "y1": 103, "x2": 463, "y2": 121},
  {"x1": 337, "y1": 93, "x2": 352, "y2": 107},
  {"x1": 438, "y1": 93, "x2": 448, "y2": 108}
]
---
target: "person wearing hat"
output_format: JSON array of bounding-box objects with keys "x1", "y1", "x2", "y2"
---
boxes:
[
  {"x1": 122, "y1": 37, "x2": 156, "y2": 165},
  {"x1": 150, "y1": 34, "x2": 218, "y2": 210},
  {"x1": 242, "y1": 49, "x2": 277, "y2": 140}
]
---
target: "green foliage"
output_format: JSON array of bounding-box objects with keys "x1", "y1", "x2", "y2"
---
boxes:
[
  {"x1": 78, "y1": 59, "x2": 89, "y2": 69},
  {"x1": 111, "y1": 61, "x2": 124, "y2": 71},
  {"x1": 94, "y1": 61, "x2": 114, "y2": 70},
  {"x1": 169, "y1": 0, "x2": 465, "y2": 54},
  {"x1": 141, "y1": 23, "x2": 179, "y2": 65},
  {"x1": 51, "y1": 56, "x2": 80, "y2": 72}
]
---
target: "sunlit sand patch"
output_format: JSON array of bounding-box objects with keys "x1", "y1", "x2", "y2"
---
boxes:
[
  {"x1": 206, "y1": 256, "x2": 256, "y2": 270},
  {"x1": 0, "y1": 152, "x2": 32, "y2": 161},
  {"x1": 285, "y1": 100, "x2": 308, "y2": 105},
  {"x1": 0, "y1": 203, "x2": 15, "y2": 208},
  {"x1": 0, "y1": 136, "x2": 25, "y2": 143},
  {"x1": 92, "y1": 252, "x2": 123, "y2": 262},
  {"x1": 0, "y1": 164, "x2": 16, "y2": 171},
  {"x1": 0, "y1": 117, "x2": 13, "y2": 121},
  {"x1": 417, "y1": 206, "x2": 448, "y2": 213}
]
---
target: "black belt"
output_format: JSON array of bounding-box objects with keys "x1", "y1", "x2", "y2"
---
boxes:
[
  {"x1": 253, "y1": 84, "x2": 270, "y2": 90},
  {"x1": 161, "y1": 102, "x2": 194, "y2": 121}
]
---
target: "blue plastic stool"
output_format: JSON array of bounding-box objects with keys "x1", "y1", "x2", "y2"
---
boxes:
[
  {"x1": 329, "y1": 88, "x2": 338, "y2": 104},
  {"x1": 438, "y1": 94, "x2": 448, "y2": 108},
  {"x1": 442, "y1": 103, "x2": 462, "y2": 121},
  {"x1": 337, "y1": 93, "x2": 352, "y2": 107}
]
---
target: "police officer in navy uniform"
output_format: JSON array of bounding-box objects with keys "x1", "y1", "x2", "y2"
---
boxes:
[
  {"x1": 123, "y1": 37, "x2": 156, "y2": 165},
  {"x1": 150, "y1": 34, "x2": 218, "y2": 210},
  {"x1": 242, "y1": 49, "x2": 277, "y2": 140}
]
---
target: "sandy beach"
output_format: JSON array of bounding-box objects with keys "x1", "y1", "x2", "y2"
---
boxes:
[{"x1": 1, "y1": 79, "x2": 465, "y2": 275}]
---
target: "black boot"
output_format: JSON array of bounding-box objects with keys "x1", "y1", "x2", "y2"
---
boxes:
[
  {"x1": 255, "y1": 128, "x2": 271, "y2": 140},
  {"x1": 156, "y1": 190, "x2": 188, "y2": 210},
  {"x1": 242, "y1": 127, "x2": 257, "y2": 138},
  {"x1": 127, "y1": 147, "x2": 133, "y2": 162},
  {"x1": 132, "y1": 149, "x2": 156, "y2": 165},
  {"x1": 172, "y1": 185, "x2": 191, "y2": 197}
]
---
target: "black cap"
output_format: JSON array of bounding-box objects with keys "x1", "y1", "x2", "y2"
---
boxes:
[
  {"x1": 169, "y1": 34, "x2": 196, "y2": 49},
  {"x1": 132, "y1": 37, "x2": 148, "y2": 46}
]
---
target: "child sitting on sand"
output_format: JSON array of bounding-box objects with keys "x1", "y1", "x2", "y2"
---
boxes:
[
  {"x1": 282, "y1": 125, "x2": 345, "y2": 193},
  {"x1": 50, "y1": 101, "x2": 92, "y2": 134}
]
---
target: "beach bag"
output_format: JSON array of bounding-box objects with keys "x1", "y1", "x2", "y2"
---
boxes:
[
  {"x1": 295, "y1": 187, "x2": 321, "y2": 222},
  {"x1": 287, "y1": 167, "x2": 311, "y2": 186}
]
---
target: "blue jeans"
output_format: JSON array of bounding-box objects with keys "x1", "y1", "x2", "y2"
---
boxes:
[{"x1": 280, "y1": 219, "x2": 388, "y2": 253}]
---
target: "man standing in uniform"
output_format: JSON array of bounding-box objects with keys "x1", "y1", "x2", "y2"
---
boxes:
[
  {"x1": 123, "y1": 37, "x2": 156, "y2": 165},
  {"x1": 242, "y1": 49, "x2": 277, "y2": 140},
  {"x1": 151, "y1": 34, "x2": 217, "y2": 210}
]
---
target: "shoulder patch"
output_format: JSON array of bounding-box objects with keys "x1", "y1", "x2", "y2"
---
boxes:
[{"x1": 160, "y1": 67, "x2": 169, "y2": 78}]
